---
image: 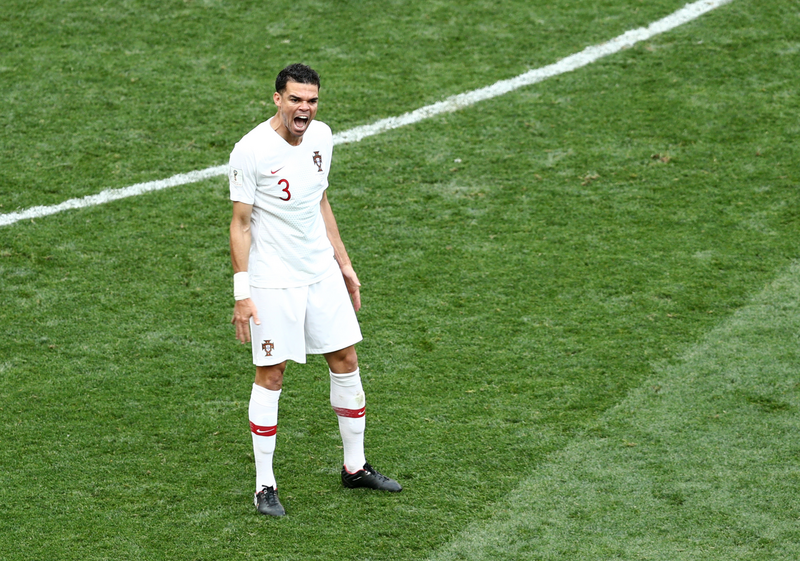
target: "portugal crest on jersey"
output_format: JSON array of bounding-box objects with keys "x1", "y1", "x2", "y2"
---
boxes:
[
  {"x1": 262, "y1": 340, "x2": 275, "y2": 357},
  {"x1": 312, "y1": 151, "x2": 323, "y2": 172}
]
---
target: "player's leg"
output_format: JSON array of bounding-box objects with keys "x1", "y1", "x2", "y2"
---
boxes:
[
  {"x1": 306, "y1": 273, "x2": 401, "y2": 492},
  {"x1": 249, "y1": 363, "x2": 285, "y2": 516},
  {"x1": 324, "y1": 346, "x2": 365, "y2": 473},
  {"x1": 250, "y1": 362, "x2": 285, "y2": 488},
  {"x1": 247, "y1": 285, "x2": 309, "y2": 516},
  {"x1": 324, "y1": 347, "x2": 400, "y2": 492},
  {"x1": 305, "y1": 273, "x2": 365, "y2": 471}
]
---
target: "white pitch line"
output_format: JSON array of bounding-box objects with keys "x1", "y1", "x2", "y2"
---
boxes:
[
  {"x1": 0, "y1": 0, "x2": 732, "y2": 228},
  {"x1": 0, "y1": 165, "x2": 228, "y2": 228}
]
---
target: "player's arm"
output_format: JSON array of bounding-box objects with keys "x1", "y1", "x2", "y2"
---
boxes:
[
  {"x1": 320, "y1": 190, "x2": 361, "y2": 312},
  {"x1": 230, "y1": 201, "x2": 260, "y2": 343}
]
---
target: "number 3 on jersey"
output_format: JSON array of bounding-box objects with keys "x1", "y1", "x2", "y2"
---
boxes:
[{"x1": 278, "y1": 179, "x2": 291, "y2": 201}]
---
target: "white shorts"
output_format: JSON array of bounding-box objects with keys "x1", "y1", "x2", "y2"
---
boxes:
[{"x1": 248, "y1": 271, "x2": 363, "y2": 366}]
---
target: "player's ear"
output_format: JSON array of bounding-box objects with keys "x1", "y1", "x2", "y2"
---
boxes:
[{"x1": 273, "y1": 91, "x2": 281, "y2": 107}]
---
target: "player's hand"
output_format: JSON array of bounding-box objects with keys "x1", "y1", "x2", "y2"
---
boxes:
[
  {"x1": 231, "y1": 298, "x2": 260, "y2": 343},
  {"x1": 339, "y1": 264, "x2": 362, "y2": 312}
]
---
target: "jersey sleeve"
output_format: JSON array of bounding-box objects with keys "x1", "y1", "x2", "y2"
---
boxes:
[{"x1": 228, "y1": 142, "x2": 257, "y2": 205}]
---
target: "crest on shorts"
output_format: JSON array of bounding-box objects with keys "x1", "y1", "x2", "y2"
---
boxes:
[
  {"x1": 312, "y1": 151, "x2": 323, "y2": 172},
  {"x1": 262, "y1": 340, "x2": 275, "y2": 357}
]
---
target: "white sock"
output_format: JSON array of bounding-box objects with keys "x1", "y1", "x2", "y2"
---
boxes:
[
  {"x1": 249, "y1": 383, "x2": 281, "y2": 491},
  {"x1": 330, "y1": 369, "x2": 367, "y2": 473}
]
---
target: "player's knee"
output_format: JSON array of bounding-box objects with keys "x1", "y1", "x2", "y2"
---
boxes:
[
  {"x1": 327, "y1": 347, "x2": 358, "y2": 374},
  {"x1": 255, "y1": 363, "x2": 286, "y2": 390},
  {"x1": 340, "y1": 356, "x2": 359, "y2": 374}
]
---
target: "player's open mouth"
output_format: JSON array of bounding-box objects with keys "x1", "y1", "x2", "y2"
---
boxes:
[{"x1": 294, "y1": 116, "x2": 309, "y2": 130}]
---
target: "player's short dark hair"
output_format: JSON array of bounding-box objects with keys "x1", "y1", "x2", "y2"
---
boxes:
[{"x1": 275, "y1": 63, "x2": 321, "y2": 94}]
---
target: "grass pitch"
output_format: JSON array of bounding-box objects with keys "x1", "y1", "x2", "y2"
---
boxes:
[{"x1": 1, "y1": 1, "x2": 799, "y2": 559}]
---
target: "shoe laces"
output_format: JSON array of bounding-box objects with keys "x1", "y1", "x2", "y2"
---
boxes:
[
  {"x1": 363, "y1": 462, "x2": 390, "y2": 482},
  {"x1": 258, "y1": 485, "x2": 280, "y2": 506}
]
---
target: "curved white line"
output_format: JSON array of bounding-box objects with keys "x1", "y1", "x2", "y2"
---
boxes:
[{"x1": 0, "y1": 0, "x2": 732, "y2": 228}]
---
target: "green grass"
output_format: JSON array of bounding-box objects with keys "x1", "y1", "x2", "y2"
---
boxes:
[
  {"x1": 1, "y1": 0, "x2": 709, "y2": 210},
  {"x1": 1, "y1": 0, "x2": 800, "y2": 560},
  {"x1": 430, "y1": 261, "x2": 800, "y2": 560}
]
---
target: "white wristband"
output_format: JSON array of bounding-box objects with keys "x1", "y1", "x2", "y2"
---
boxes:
[{"x1": 233, "y1": 272, "x2": 251, "y2": 301}]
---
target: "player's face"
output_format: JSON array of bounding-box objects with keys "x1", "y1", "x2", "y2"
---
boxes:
[{"x1": 272, "y1": 80, "x2": 319, "y2": 145}]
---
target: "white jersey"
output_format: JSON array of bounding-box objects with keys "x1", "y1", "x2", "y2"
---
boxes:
[{"x1": 229, "y1": 119, "x2": 337, "y2": 288}]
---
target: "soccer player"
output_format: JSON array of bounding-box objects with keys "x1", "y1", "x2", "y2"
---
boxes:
[{"x1": 228, "y1": 63, "x2": 401, "y2": 517}]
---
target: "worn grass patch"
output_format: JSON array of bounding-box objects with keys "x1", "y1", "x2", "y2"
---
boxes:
[{"x1": 429, "y1": 261, "x2": 800, "y2": 560}]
